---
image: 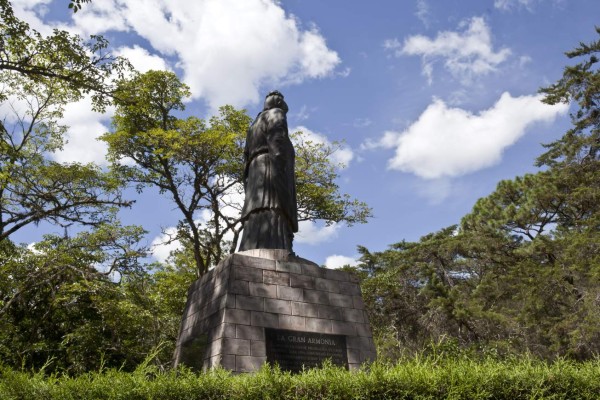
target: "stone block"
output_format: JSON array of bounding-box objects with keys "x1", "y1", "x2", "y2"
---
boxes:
[
  {"x1": 346, "y1": 336, "x2": 372, "y2": 350},
  {"x1": 212, "y1": 323, "x2": 236, "y2": 339},
  {"x1": 339, "y1": 281, "x2": 361, "y2": 296},
  {"x1": 226, "y1": 294, "x2": 237, "y2": 309},
  {"x1": 303, "y1": 289, "x2": 330, "y2": 305},
  {"x1": 264, "y1": 298, "x2": 291, "y2": 314},
  {"x1": 347, "y1": 348, "x2": 360, "y2": 364},
  {"x1": 236, "y1": 325, "x2": 264, "y2": 341},
  {"x1": 207, "y1": 309, "x2": 225, "y2": 328},
  {"x1": 263, "y1": 270, "x2": 290, "y2": 286},
  {"x1": 352, "y1": 295, "x2": 365, "y2": 310},
  {"x1": 208, "y1": 338, "x2": 223, "y2": 357},
  {"x1": 290, "y1": 274, "x2": 315, "y2": 289},
  {"x1": 251, "y1": 341, "x2": 266, "y2": 357},
  {"x1": 279, "y1": 315, "x2": 306, "y2": 330},
  {"x1": 302, "y1": 263, "x2": 323, "y2": 277},
  {"x1": 277, "y1": 285, "x2": 303, "y2": 301},
  {"x1": 229, "y1": 280, "x2": 250, "y2": 295},
  {"x1": 356, "y1": 323, "x2": 372, "y2": 337},
  {"x1": 233, "y1": 254, "x2": 276, "y2": 270},
  {"x1": 220, "y1": 354, "x2": 236, "y2": 370},
  {"x1": 342, "y1": 308, "x2": 365, "y2": 323},
  {"x1": 222, "y1": 338, "x2": 250, "y2": 356},
  {"x1": 305, "y1": 317, "x2": 332, "y2": 333},
  {"x1": 329, "y1": 293, "x2": 353, "y2": 308},
  {"x1": 331, "y1": 320, "x2": 356, "y2": 335},
  {"x1": 237, "y1": 356, "x2": 267, "y2": 373},
  {"x1": 323, "y1": 268, "x2": 349, "y2": 282},
  {"x1": 236, "y1": 295, "x2": 264, "y2": 311},
  {"x1": 234, "y1": 265, "x2": 263, "y2": 282},
  {"x1": 276, "y1": 261, "x2": 303, "y2": 274},
  {"x1": 291, "y1": 301, "x2": 319, "y2": 317},
  {"x1": 251, "y1": 311, "x2": 279, "y2": 328},
  {"x1": 224, "y1": 309, "x2": 250, "y2": 325},
  {"x1": 315, "y1": 278, "x2": 340, "y2": 293},
  {"x1": 249, "y1": 282, "x2": 277, "y2": 298},
  {"x1": 317, "y1": 305, "x2": 342, "y2": 320}
]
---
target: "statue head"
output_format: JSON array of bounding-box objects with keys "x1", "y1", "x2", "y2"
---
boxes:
[{"x1": 263, "y1": 90, "x2": 288, "y2": 113}]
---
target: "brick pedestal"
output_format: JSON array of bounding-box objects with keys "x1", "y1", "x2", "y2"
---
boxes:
[{"x1": 173, "y1": 250, "x2": 376, "y2": 373}]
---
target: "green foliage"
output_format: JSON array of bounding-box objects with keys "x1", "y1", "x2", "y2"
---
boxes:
[
  {"x1": 0, "y1": 224, "x2": 155, "y2": 373},
  {"x1": 68, "y1": 0, "x2": 92, "y2": 13},
  {"x1": 1, "y1": 356, "x2": 600, "y2": 399},
  {"x1": 1, "y1": 0, "x2": 129, "y2": 110},
  {"x1": 293, "y1": 132, "x2": 370, "y2": 226}
]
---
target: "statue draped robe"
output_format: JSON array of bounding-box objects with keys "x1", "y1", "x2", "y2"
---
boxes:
[{"x1": 238, "y1": 107, "x2": 298, "y2": 252}]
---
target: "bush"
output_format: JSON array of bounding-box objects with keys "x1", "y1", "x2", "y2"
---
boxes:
[{"x1": 1, "y1": 356, "x2": 599, "y2": 399}]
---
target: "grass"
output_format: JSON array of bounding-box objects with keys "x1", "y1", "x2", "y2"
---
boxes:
[{"x1": 1, "y1": 356, "x2": 599, "y2": 399}]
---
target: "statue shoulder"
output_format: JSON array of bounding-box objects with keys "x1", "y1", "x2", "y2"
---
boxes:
[{"x1": 264, "y1": 108, "x2": 287, "y2": 123}]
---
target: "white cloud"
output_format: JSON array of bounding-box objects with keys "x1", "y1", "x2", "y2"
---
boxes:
[
  {"x1": 494, "y1": 0, "x2": 542, "y2": 11},
  {"x1": 386, "y1": 17, "x2": 511, "y2": 83},
  {"x1": 374, "y1": 92, "x2": 568, "y2": 179},
  {"x1": 0, "y1": 83, "x2": 110, "y2": 165},
  {"x1": 115, "y1": 45, "x2": 171, "y2": 73},
  {"x1": 360, "y1": 130, "x2": 401, "y2": 151},
  {"x1": 151, "y1": 227, "x2": 181, "y2": 263},
  {"x1": 53, "y1": 96, "x2": 113, "y2": 165},
  {"x1": 415, "y1": 0, "x2": 431, "y2": 27},
  {"x1": 292, "y1": 126, "x2": 354, "y2": 167},
  {"x1": 324, "y1": 254, "x2": 359, "y2": 269},
  {"x1": 67, "y1": 0, "x2": 128, "y2": 36},
  {"x1": 11, "y1": 0, "x2": 56, "y2": 35},
  {"x1": 67, "y1": 0, "x2": 340, "y2": 110},
  {"x1": 295, "y1": 221, "x2": 340, "y2": 245}
]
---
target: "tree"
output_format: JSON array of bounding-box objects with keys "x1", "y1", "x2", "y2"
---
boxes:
[
  {"x1": 0, "y1": 223, "x2": 150, "y2": 373},
  {"x1": 103, "y1": 70, "x2": 371, "y2": 277},
  {"x1": 1, "y1": 0, "x2": 128, "y2": 111}
]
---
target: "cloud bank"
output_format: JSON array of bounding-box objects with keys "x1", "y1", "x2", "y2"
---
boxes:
[
  {"x1": 385, "y1": 17, "x2": 511, "y2": 83},
  {"x1": 366, "y1": 93, "x2": 568, "y2": 179},
  {"x1": 70, "y1": 0, "x2": 341, "y2": 109}
]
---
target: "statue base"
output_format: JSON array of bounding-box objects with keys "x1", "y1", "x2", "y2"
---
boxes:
[{"x1": 173, "y1": 250, "x2": 376, "y2": 373}]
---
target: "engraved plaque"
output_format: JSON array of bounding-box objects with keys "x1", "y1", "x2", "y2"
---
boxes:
[{"x1": 265, "y1": 328, "x2": 348, "y2": 372}]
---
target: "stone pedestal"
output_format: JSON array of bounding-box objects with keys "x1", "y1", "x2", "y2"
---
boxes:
[{"x1": 173, "y1": 250, "x2": 376, "y2": 373}]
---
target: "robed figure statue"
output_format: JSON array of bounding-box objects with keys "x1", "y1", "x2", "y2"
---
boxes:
[{"x1": 238, "y1": 91, "x2": 298, "y2": 252}]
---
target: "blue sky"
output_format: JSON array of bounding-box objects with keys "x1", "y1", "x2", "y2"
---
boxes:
[{"x1": 8, "y1": 0, "x2": 600, "y2": 268}]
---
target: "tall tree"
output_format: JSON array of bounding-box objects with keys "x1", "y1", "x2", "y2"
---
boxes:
[{"x1": 104, "y1": 70, "x2": 371, "y2": 277}]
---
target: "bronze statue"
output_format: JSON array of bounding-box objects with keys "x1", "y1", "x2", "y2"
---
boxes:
[{"x1": 238, "y1": 91, "x2": 298, "y2": 252}]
